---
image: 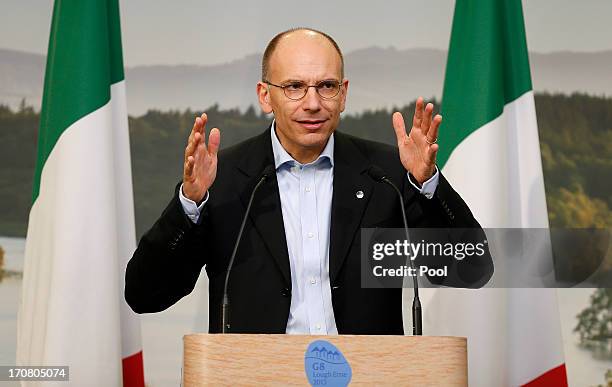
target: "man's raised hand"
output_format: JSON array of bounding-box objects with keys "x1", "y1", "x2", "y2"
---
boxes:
[
  {"x1": 183, "y1": 113, "x2": 220, "y2": 203},
  {"x1": 392, "y1": 97, "x2": 441, "y2": 185}
]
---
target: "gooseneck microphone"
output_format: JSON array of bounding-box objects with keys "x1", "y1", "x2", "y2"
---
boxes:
[
  {"x1": 222, "y1": 165, "x2": 276, "y2": 333},
  {"x1": 367, "y1": 165, "x2": 422, "y2": 336}
]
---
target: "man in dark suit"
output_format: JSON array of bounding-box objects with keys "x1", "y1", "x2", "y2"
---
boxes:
[{"x1": 125, "y1": 28, "x2": 493, "y2": 334}]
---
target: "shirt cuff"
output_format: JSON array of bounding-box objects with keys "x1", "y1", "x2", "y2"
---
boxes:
[
  {"x1": 407, "y1": 166, "x2": 439, "y2": 199},
  {"x1": 179, "y1": 184, "x2": 209, "y2": 223}
]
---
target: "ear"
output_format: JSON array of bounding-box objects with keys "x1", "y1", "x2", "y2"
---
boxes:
[
  {"x1": 339, "y1": 79, "x2": 349, "y2": 113},
  {"x1": 257, "y1": 82, "x2": 273, "y2": 114}
]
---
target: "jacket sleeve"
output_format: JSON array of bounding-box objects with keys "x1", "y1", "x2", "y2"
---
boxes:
[
  {"x1": 125, "y1": 183, "x2": 209, "y2": 313},
  {"x1": 402, "y1": 171, "x2": 494, "y2": 288}
]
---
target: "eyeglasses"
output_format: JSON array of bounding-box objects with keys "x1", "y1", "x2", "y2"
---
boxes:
[{"x1": 263, "y1": 79, "x2": 343, "y2": 100}]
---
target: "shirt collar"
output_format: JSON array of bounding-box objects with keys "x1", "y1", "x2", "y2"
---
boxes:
[{"x1": 270, "y1": 119, "x2": 335, "y2": 169}]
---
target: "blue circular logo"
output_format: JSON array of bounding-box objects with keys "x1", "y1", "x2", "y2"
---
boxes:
[{"x1": 304, "y1": 340, "x2": 352, "y2": 386}]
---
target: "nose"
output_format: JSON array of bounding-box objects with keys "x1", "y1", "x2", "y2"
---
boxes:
[{"x1": 302, "y1": 86, "x2": 321, "y2": 112}]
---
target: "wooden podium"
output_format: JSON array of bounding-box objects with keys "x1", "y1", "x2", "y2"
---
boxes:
[{"x1": 183, "y1": 334, "x2": 467, "y2": 386}]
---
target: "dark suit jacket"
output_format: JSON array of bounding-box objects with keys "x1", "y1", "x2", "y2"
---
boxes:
[{"x1": 125, "y1": 128, "x2": 493, "y2": 334}]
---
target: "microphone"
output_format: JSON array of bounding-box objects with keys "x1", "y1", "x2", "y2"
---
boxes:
[
  {"x1": 221, "y1": 165, "x2": 276, "y2": 333},
  {"x1": 367, "y1": 165, "x2": 423, "y2": 336}
]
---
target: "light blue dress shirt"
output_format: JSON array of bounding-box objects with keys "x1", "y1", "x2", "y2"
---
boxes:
[
  {"x1": 179, "y1": 121, "x2": 440, "y2": 334},
  {"x1": 271, "y1": 125, "x2": 337, "y2": 334}
]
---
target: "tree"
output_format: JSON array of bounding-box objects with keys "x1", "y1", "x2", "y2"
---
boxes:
[{"x1": 574, "y1": 288, "x2": 612, "y2": 348}]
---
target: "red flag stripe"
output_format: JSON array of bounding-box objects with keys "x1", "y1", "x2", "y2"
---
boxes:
[
  {"x1": 122, "y1": 351, "x2": 145, "y2": 387},
  {"x1": 522, "y1": 364, "x2": 568, "y2": 387}
]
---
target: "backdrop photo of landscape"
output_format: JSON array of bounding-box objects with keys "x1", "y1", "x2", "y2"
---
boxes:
[
  {"x1": 0, "y1": 92, "x2": 610, "y2": 238},
  {"x1": 1, "y1": 91, "x2": 610, "y2": 386},
  {"x1": 0, "y1": 0, "x2": 611, "y2": 385}
]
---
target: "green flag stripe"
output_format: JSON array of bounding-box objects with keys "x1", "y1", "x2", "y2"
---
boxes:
[
  {"x1": 32, "y1": 0, "x2": 125, "y2": 201},
  {"x1": 438, "y1": 0, "x2": 532, "y2": 168},
  {"x1": 108, "y1": 0, "x2": 125, "y2": 84}
]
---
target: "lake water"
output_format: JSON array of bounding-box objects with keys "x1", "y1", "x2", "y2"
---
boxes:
[{"x1": 1, "y1": 236, "x2": 610, "y2": 386}]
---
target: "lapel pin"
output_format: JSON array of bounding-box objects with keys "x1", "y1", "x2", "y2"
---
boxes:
[{"x1": 355, "y1": 190, "x2": 364, "y2": 199}]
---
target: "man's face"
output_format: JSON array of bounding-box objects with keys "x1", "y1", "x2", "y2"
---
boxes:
[{"x1": 257, "y1": 31, "x2": 348, "y2": 162}]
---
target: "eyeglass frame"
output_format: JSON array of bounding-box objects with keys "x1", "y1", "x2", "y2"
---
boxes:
[{"x1": 262, "y1": 79, "x2": 344, "y2": 100}]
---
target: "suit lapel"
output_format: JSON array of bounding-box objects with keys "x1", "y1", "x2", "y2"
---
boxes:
[
  {"x1": 329, "y1": 132, "x2": 373, "y2": 284},
  {"x1": 234, "y1": 129, "x2": 374, "y2": 287},
  {"x1": 237, "y1": 129, "x2": 292, "y2": 287}
]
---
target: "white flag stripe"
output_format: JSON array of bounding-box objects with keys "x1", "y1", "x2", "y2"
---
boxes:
[
  {"x1": 18, "y1": 92, "x2": 133, "y2": 384},
  {"x1": 110, "y1": 82, "x2": 142, "y2": 359},
  {"x1": 423, "y1": 91, "x2": 566, "y2": 386},
  {"x1": 442, "y1": 92, "x2": 548, "y2": 228}
]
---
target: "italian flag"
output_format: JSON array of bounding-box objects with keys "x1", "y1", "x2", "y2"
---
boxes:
[
  {"x1": 16, "y1": 1, "x2": 145, "y2": 385},
  {"x1": 422, "y1": 0, "x2": 568, "y2": 386}
]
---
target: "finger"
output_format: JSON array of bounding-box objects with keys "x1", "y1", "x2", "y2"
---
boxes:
[
  {"x1": 196, "y1": 113, "x2": 207, "y2": 135},
  {"x1": 184, "y1": 130, "x2": 201, "y2": 159},
  {"x1": 188, "y1": 113, "x2": 204, "y2": 142},
  {"x1": 199, "y1": 113, "x2": 208, "y2": 149},
  {"x1": 187, "y1": 116, "x2": 199, "y2": 145},
  {"x1": 412, "y1": 97, "x2": 424, "y2": 128},
  {"x1": 392, "y1": 112, "x2": 407, "y2": 144},
  {"x1": 427, "y1": 143, "x2": 439, "y2": 165},
  {"x1": 185, "y1": 155, "x2": 195, "y2": 177},
  {"x1": 421, "y1": 103, "x2": 434, "y2": 135},
  {"x1": 193, "y1": 132, "x2": 208, "y2": 162},
  {"x1": 208, "y1": 128, "x2": 221, "y2": 156},
  {"x1": 192, "y1": 113, "x2": 207, "y2": 134},
  {"x1": 427, "y1": 114, "x2": 442, "y2": 144}
]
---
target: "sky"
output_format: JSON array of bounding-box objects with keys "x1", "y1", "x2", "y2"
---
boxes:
[{"x1": 0, "y1": 0, "x2": 611, "y2": 66}]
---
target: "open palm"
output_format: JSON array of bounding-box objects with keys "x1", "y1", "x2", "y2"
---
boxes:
[
  {"x1": 183, "y1": 113, "x2": 221, "y2": 203},
  {"x1": 392, "y1": 97, "x2": 441, "y2": 184}
]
